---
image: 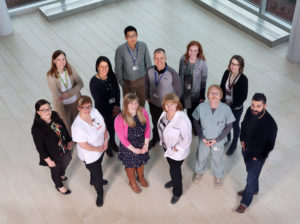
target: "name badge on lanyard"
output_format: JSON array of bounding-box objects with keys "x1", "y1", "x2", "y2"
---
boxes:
[
  {"x1": 126, "y1": 43, "x2": 139, "y2": 71},
  {"x1": 109, "y1": 98, "x2": 115, "y2": 104}
]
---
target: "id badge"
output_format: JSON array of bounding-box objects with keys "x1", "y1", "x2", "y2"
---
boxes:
[
  {"x1": 153, "y1": 92, "x2": 159, "y2": 98},
  {"x1": 132, "y1": 65, "x2": 139, "y2": 71},
  {"x1": 225, "y1": 95, "x2": 232, "y2": 103},
  {"x1": 213, "y1": 147, "x2": 220, "y2": 151},
  {"x1": 186, "y1": 84, "x2": 192, "y2": 90},
  {"x1": 109, "y1": 98, "x2": 115, "y2": 104}
]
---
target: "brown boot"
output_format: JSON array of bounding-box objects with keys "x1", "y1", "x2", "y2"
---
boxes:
[
  {"x1": 125, "y1": 168, "x2": 141, "y2": 193},
  {"x1": 136, "y1": 165, "x2": 149, "y2": 187}
]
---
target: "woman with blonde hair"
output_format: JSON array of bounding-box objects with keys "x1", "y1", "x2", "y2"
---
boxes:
[
  {"x1": 114, "y1": 93, "x2": 150, "y2": 193},
  {"x1": 157, "y1": 93, "x2": 192, "y2": 204},
  {"x1": 47, "y1": 50, "x2": 83, "y2": 135}
]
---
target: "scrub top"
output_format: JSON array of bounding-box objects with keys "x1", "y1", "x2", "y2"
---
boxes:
[{"x1": 192, "y1": 102, "x2": 235, "y2": 147}]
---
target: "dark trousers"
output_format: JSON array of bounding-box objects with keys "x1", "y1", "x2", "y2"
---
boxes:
[
  {"x1": 149, "y1": 102, "x2": 163, "y2": 141},
  {"x1": 166, "y1": 157, "x2": 184, "y2": 197},
  {"x1": 85, "y1": 154, "x2": 104, "y2": 196},
  {"x1": 228, "y1": 107, "x2": 243, "y2": 146},
  {"x1": 187, "y1": 101, "x2": 200, "y2": 131},
  {"x1": 241, "y1": 156, "x2": 265, "y2": 206},
  {"x1": 50, "y1": 151, "x2": 72, "y2": 188},
  {"x1": 102, "y1": 113, "x2": 117, "y2": 147}
]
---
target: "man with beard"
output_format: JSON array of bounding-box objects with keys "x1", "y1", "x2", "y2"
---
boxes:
[{"x1": 236, "y1": 93, "x2": 278, "y2": 213}]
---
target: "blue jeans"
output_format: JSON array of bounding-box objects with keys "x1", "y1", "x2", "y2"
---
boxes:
[{"x1": 241, "y1": 155, "x2": 265, "y2": 206}]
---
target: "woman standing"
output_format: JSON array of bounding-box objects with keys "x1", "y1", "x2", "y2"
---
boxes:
[
  {"x1": 90, "y1": 56, "x2": 120, "y2": 158},
  {"x1": 47, "y1": 50, "x2": 84, "y2": 135},
  {"x1": 31, "y1": 99, "x2": 72, "y2": 195},
  {"x1": 71, "y1": 96, "x2": 108, "y2": 207},
  {"x1": 179, "y1": 41, "x2": 208, "y2": 124},
  {"x1": 220, "y1": 55, "x2": 248, "y2": 155},
  {"x1": 192, "y1": 85, "x2": 235, "y2": 187},
  {"x1": 114, "y1": 93, "x2": 150, "y2": 194},
  {"x1": 158, "y1": 93, "x2": 192, "y2": 204}
]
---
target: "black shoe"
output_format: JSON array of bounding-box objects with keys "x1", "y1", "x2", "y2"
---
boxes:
[
  {"x1": 171, "y1": 195, "x2": 180, "y2": 204},
  {"x1": 164, "y1": 181, "x2": 173, "y2": 188},
  {"x1": 102, "y1": 179, "x2": 108, "y2": 185},
  {"x1": 106, "y1": 148, "x2": 113, "y2": 157},
  {"x1": 61, "y1": 176, "x2": 68, "y2": 181},
  {"x1": 56, "y1": 187, "x2": 71, "y2": 195},
  {"x1": 96, "y1": 195, "x2": 103, "y2": 207},
  {"x1": 149, "y1": 139, "x2": 158, "y2": 149},
  {"x1": 226, "y1": 144, "x2": 237, "y2": 156}
]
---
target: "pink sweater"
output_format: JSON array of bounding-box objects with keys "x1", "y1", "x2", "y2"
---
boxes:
[{"x1": 114, "y1": 108, "x2": 151, "y2": 147}]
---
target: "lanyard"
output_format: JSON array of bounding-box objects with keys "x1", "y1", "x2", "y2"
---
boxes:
[
  {"x1": 228, "y1": 72, "x2": 240, "y2": 89},
  {"x1": 96, "y1": 74, "x2": 113, "y2": 94},
  {"x1": 154, "y1": 65, "x2": 168, "y2": 87},
  {"x1": 58, "y1": 70, "x2": 68, "y2": 90},
  {"x1": 186, "y1": 62, "x2": 194, "y2": 76},
  {"x1": 126, "y1": 43, "x2": 139, "y2": 65}
]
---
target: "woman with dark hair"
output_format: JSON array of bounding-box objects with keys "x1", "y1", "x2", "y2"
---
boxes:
[
  {"x1": 220, "y1": 55, "x2": 248, "y2": 155},
  {"x1": 179, "y1": 41, "x2": 208, "y2": 126},
  {"x1": 90, "y1": 56, "x2": 120, "y2": 158},
  {"x1": 47, "y1": 50, "x2": 84, "y2": 135},
  {"x1": 158, "y1": 93, "x2": 192, "y2": 204},
  {"x1": 114, "y1": 93, "x2": 150, "y2": 194},
  {"x1": 71, "y1": 95, "x2": 109, "y2": 207},
  {"x1": 31, "y1": 99, "x2": 73, "y2": 194}
]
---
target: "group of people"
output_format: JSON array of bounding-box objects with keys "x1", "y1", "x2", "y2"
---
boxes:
[{"x1": 31, "y1": 25, "x2": 278, "y2": 213}]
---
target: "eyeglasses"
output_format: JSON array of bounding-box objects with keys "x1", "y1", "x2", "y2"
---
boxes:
[
  {"x1": 81, "y1": 105, "x2": 92, "y2": 110},
  {"x1": 39, "y1": 107, "x2": 52, "y2": 113},
  {"x1": 126, "y1": 34, "x2": 137, "y2": 39},
  {"x1": 230, "y1": 62, "x2": 240, "y2": 67},
  {"x1": 209, "y1": 92, "x2": 221, "y2": 96}
]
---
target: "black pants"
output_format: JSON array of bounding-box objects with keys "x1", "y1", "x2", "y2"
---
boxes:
[
  {"x1": 149, "y1": 103, "x2": 163, "y2": 141},
  {"x1": 85, "y1": 154, "x2": 104, "y2": 196},
  {"x1": 187, "y1": 101, "x2": 200, "y2": 124},
  {"x1": 228, "y1": 107, "x2": 243, "y2": 147},
  {"x1": 166, "y1": 157, "x2": 184, "y2": 197},
  {"x1": 50, "y1": 151, "x2": 72, "y2": 188},
  {"x1": 102, "y1": 112, "x2": 117, "y2": 147}
]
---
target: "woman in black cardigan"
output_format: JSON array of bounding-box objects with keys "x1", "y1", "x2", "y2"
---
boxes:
[
  {"x1": 31, "y1": 99, "x2": 73, "y2": 194},
  {"x1": 220, "y1": 55, "x2": 248, "y2": 155},
  {"x1": 90, "y1": 56, "x2": 121, "y2": 156}
]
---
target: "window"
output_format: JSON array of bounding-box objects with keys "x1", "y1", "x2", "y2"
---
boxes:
[{"x1": 266, "y1": 0, "x2": 296, "y2": 24}]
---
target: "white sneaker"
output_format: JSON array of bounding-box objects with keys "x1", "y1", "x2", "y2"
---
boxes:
[
  {"x1": 215, "y1": 177, "x2": 223, "y2": 188},
  {"x1": 193, "y1": 173, "x2": 203, "y2": 183}
]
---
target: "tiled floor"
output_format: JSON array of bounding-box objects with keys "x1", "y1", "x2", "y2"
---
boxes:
[{"x1": 1, "y1": 0, "x2": 300, "y2": 223}]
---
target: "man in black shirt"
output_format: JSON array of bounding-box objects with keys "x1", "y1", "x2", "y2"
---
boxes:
[{"x1": 236, "y1": 93, "x2": 278, "y2": 213}]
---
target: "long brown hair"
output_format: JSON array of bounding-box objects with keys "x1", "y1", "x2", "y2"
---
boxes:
[
  {"x1": 47, "y1": 50, "x2": 72, "y2": 78},
  {"x1": 184, "y1": 40, "x2": 205, "y2": 62},
  {"x1": 122, "y1": 93, "x2": 146, "y2": 127}
]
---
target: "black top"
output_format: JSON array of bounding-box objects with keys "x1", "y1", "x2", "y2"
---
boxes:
[
  {"x1": 220, "y1": 70, "x2": 248, "y2": 109},
  {"x1": 90, "y1": 75, "x2": 120, "y2": 116},
  {"x1": 240, "y1": 107, "x2": 278, "y2": 161},
  {"x1": 31, "y1": 111, "x2": 71, "y2": 166}
]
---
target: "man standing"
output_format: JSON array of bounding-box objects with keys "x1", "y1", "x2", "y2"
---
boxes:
[
  {"x1": 115, "y1": 25, "x2": 152, "y2": 107},
  {"x1": 145, "y1": 48, "x2": 182, "y2": 149},
  {"x1": 236, "y1": 93, "x2": 278, "y2": 213},
  {"x1": 192, "y1": 85, "x2": 235, "y2": 187}
]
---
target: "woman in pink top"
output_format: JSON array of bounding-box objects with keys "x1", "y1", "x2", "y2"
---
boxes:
[{"x1": 114, "y1": 93, "x2": 150, "y2": 193}]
